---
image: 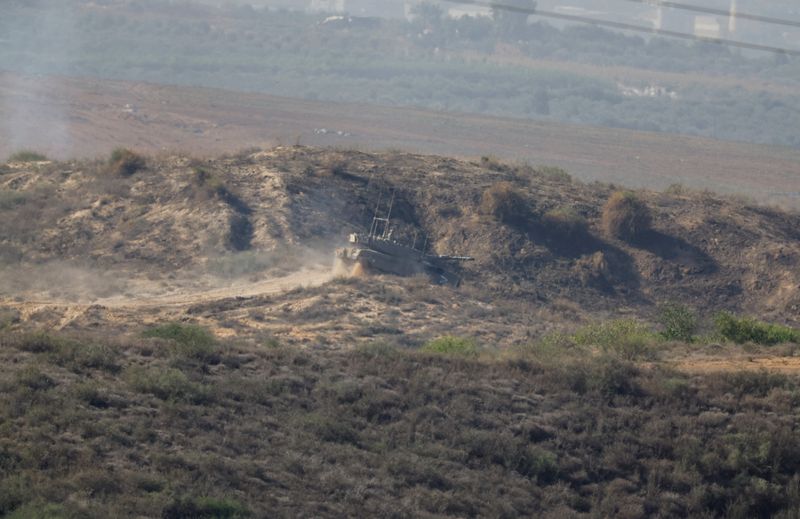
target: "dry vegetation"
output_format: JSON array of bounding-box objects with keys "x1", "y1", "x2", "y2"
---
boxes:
[
  {"x1": 601, "y1": 191, "x2": 652, "y2": 241},
  {"x1": 3, "y1": 325, "x2": 800, "y2": 518},
  {"x1": 108, "y1": 148, "x2": 146, "y2": 177},
  {"x1": 2, "y1": 147, "x2": 800, "y2": 516},
  {"x1": 479, "y1": 181, "x2": 530, "y2": 226}
]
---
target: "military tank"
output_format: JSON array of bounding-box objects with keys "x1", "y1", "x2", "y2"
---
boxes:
[{"x1": 335, "y1": 196, "x2": 473, "y2": 286}]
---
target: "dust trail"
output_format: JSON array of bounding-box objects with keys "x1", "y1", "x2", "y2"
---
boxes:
[
  {"x1": 0, "y1": 252, "x2": 339, "y2": 309},
  {"x1": 92, "y1": 266, "x2": 335, "y2": 309}
]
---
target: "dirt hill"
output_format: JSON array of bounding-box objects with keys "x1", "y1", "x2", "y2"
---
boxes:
[
  {"x1": 4, "y1": 146, "x2": 800, "y2": 518},
  {"x1": 1, "y1": 146, "x2": 799, "y2": 345}
]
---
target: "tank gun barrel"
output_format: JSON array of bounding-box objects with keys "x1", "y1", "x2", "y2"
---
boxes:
[{"x1": 428, "y1": 255, "x2": 474, "y2": 262}]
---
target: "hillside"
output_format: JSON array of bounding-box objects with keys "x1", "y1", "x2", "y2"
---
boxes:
[
  {"x1": 2, "y1": 146, "x2": 799, "y2": 343},
  {"x1": 4, "y1": 147, "x2": 800, "y2": 518}
]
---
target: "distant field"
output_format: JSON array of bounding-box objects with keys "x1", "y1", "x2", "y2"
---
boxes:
[{"x1": 2, "y1": 72, "x2": 799, "y2": 207}]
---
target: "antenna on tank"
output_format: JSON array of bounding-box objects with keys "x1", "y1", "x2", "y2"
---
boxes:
[
  {"x1": 369, "y1": 191, "x2": 383, "y2": 239},
  {"x1": 382, "y1": 191, "x2": 396, "y2": 239}
]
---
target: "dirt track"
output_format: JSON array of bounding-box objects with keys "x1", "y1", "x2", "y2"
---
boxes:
[{"x1": 6, "y1": 266, "x2": 334, "y2": 311}]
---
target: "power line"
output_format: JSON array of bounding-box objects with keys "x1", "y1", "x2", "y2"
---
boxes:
[
  {"x1": 620, "y1": 0, "x2": 800, "y2": 30},
  {"x1": 441, "y1": 0, "x2": 800, "y2": 56}
]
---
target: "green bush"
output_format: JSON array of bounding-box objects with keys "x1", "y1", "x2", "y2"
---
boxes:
[
  {"x1": 163, "y1": 497, "x2": 250, "y2": 519},
  {"x1": 421, "y1": 336, "x2": 479, "y2": 357},
  {"x1": 658, "y1": 302, "x2": 698, "y2": 342},
  {"x1": 108, "y1": 148, "x2": 145, "y2": 176},
  {"x1": 715, "y1": 312, "x2": 800, "y2": 345},
  {"x1": 143, "y1": 323, "x2": 219, "y2": 361},
  {"x1": 572, "y1": 319, "x2": 658, "y2": 359},
  {"x1": 7, "y1": 151, "x2": 48, "y2": 163}
]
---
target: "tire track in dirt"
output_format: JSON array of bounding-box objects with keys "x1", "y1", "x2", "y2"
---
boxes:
[{"x1": 5, "y1": 267, "x2": 335, "y2": 329}]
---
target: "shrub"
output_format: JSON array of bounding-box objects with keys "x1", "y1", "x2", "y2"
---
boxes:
[
  {"x1": 542, "y1": 206, "x2": 588, "y2": 239},
  {"x1": 73, "y1": 381, "x2": 113, "y2": 409},
  {"x1": 163, "y1": 497, "x2": 250, "y2": 519},
  {"x1": 479, "y1": 181, "x2": 529, "y2": 226},
  {"x1": 658, "y1": 302, "x2": 698, "y2": 342},
  {"x1": 143, "y1": 323, "x2": 219, "y2": 362},
  {"x1": 0, "y1": 191, "x2": 28, "y2": 211},
  {"x1": 589, "y1": 357, "x2": 640, "y2": 398},
  {"x1": 714, "y1": 312, "x2": 800, "y2": 345},
  {"x1": 479, "y1": 155, "x2": 509, "y2": 172},
  {"x1": 536, "y1": 165, "x2": 571, "y2": 183},
  {"x1": 354, "y1": 341, "x2": 401, "y2": 359},
  {"x1": 5, "y1": 502, "x2": 81, "y2": 519},
  {"x1": 573, "y1": 251, "x2": 609, "y2": 287},
  {"x1": 573, "y1": 319, "x2": 657, "y2": 360},
  {"x1": 0, "y1": 308, "x2": 19, "y2": 331},
  {"x1": 665, "y1": 183, "x2": 687, "y2": 196},
  {"x1": 53, "y1": 341, "x2": 120, "y2": 373},
  {"x1": 15, "y1": 367, "x2": 56, "y2": 392},
  {"x1": 7, "y1": 331, "x2": 66, "y2": 353},
  {"x1": 108, "y1": 148, "x2": 145, "y2": 176},
  {"x1": 601, "y1": 191, "x2": 651, "y2": 241},
  {"x1": 421, "y1": 336, "x2": 479, "y2": 357},
  {"x1": 329, "y1": 160, "x2": 348, "y2": 177},
  {"x1": 573, "y1": 319, "x2": 654, "y2": 349},
  {"x1": 7, "y1": 151, "x2": 48, "y2": 163},
  {"x1": 301, "y1": 413, "x2": 360, "y2": 445},
  {"x1": 718, "y1": 370, "x2": 789, "y2": 398},
  {"x1": 127, "y1": 366, "x2": 211, "y2": 403}
]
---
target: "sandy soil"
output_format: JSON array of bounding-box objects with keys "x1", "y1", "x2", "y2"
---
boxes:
[{"x1": 11, "y1": 266, "x2": 334, "y2": 309}]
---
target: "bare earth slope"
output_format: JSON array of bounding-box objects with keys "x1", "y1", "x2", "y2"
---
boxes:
[
  {"x1": 2, "y1": 72, "x2": 800, "y2": 206},
  {"x1": 2, "y1": 146, "x2": 799, "y2": 349}
]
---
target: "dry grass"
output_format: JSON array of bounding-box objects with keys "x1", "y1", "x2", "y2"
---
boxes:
[
  {"x1": 108, "y1": 148, "x2": 146, "y2": 177},
  {"x1": 7, "y1": 150, "x2": 48, "y2": 163},
  {"x1": 479, "y1": 181, "x2": 530, "y2": 226},
  {"x1": 2, "y1": 326, "x2": 800, "y2": 518},
  {"x1": 542, "y1": 206, "x2": 588, "y2": 239},
  {"x1": 601, "y1": 190, "x2": 652, "y2": 240}
]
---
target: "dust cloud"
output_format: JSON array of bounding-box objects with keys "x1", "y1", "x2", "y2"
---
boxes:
[
  {"x1": 0, "y1": 262, "x2": 130, "y2": 303},
  {"x1": 0, "y1": 246, "x2": 340, "y2": 307}
]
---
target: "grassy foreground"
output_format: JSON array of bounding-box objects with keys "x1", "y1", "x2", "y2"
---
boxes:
[{"x1": 2, "y1": 327, "x2": 800, "y2": 518}]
